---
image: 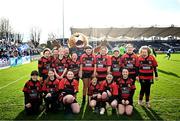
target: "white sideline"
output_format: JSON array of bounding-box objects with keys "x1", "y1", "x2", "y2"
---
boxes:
[{"x1": 0, "y1": 75, "x2": 28, "y2": 90}]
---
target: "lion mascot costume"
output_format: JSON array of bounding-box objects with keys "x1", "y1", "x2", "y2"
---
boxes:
[{"x1": 68, "y1": 33, "x2": 88, "y2": 58}]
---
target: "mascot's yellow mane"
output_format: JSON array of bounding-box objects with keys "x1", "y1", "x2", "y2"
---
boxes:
[
  {"x1": 68, "y1": 33, "x2": 88, "y2": 48},
  {"x1": 67, "y1": 33, "x2": 109, "y2": 54}
]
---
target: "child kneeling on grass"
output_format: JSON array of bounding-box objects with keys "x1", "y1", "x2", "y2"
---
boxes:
[
  {"x1": 99, "y1": 74, "x2": 119, "y2": 115},
  {"x1": 58, "y1": 71, "x2": 80, "y2": 114},
  {"x1": 22, "y1": 70, "x2": 42, "y2": 115},
  {"x1": 88, "y1": 77, "x2": 101, "y2": 113},
  {"x1": 118, "y1": 68, "x2": 136, "y2": 115},
  {"x1": 42, "y1": 69, "x2": 60, "y2": 112}
]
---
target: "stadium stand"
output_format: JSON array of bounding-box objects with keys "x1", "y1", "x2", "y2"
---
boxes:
[
  {"x1": 0, "y1": 39, "x2": 41, "y2": 69},
  {"x1": 89, "y1": 40, "x2": 180, "y2": 52},
  {"x1": 71, "y1": 27, "x2": 180, "y2": 53},
  {"x1": 0, "y1": 39, "x2": 40, "y2": 59}
]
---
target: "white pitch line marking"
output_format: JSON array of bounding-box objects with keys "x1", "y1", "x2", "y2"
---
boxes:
[{"x1": 0, "y1": 75, "x2": 28, "y2": 90}]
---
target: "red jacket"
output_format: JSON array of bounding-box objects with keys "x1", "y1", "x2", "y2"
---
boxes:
[{"x1": 137, "y1": 55, "x2": 158, "y2": 80}]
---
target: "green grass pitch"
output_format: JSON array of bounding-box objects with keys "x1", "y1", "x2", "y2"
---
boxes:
[{"x1": 0, "y1": 54, "x2": 180, "y2": 120}]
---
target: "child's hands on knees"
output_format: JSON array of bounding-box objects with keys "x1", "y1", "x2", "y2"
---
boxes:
[
  {"x1": 107, "y1": 90, "x2": 112, "y2": 97},
  {"x1": 125, "y1": 100, "x2": 129, "y2": 105},
  {"x1": 25, "y1": 103, "x2": 31, "y2": 108},
  {"x1": 122, "y1": 99, "x2": 125, "y2": 105}
]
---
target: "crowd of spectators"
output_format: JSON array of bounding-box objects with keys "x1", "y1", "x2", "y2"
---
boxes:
[
  {"x1": 0, "y1": 39, "x2": 40, "y2": 59},
  {"x1": 0, "y1": 39, "x2": 40, "y2": 67}
]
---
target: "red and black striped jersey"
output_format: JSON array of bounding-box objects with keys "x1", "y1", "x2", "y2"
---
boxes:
[
  {"x1": 95, "y1": 54, "x2": 112, "y2": 78},
  {"x1": 67, "y1": 59, "x2": 81, "y2": 77},
  {"x1": 117, "y1": 78, "x2": 135, "y2": 100},
  {"x1": 23, "y1": 80, "x2": 42, "y2": 93},
  {"x1": 111, "y1": 56, "x2": 121, "y2": 77},
  {"x1": 51, "y1": 57, "x2": 68, "y2": 76},
  {"x1": 59, "y1": 78, "x2": 79, "y2": 95},
  {"x1": 137, "y1": 55, "x2": 158, "y2": 80},
  {"x1": 121, "y1": 53, "x2": 138, "y2": 75},
  {"x1": 80, "y1": 53, "x2": 96, "y2": 72},
  {"x1": 38, "y1": 56, "x2": 51, "y2": 77},
  {"x1": 42, "y1": 78, "x2": 59, "y2": 93},
  {"x1": 88, "y1": 82, "x2": 100, "y2": 96},
  {"x1": 99, "y1": 80, "x2": 118, "y2": 96}
]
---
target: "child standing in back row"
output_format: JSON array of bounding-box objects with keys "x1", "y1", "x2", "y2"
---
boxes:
[{"x1": 137, "y1": 46, "x2": 158, "y2": 108}]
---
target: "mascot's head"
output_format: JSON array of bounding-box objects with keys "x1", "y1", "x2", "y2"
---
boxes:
[{"x1": 68, "y1": 33, "x2": 88, "y2": 48}]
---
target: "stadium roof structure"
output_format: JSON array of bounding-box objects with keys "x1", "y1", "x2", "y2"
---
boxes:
[{"x1": 70, "y1": 26, "x2": 180, "y2": 39}]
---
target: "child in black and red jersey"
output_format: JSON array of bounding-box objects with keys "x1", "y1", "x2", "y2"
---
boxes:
[
  {"x1": 118, "y1": 68, "x2": 135, "y2": 116},
  {"x1": 95, "y1": 46, "x2": 111, "y2": 84},
  {"x1": 63, "y1": 47, "x2": 71, "y2": 62},
  {"x1": 99, "y1": 74, "x2": 119, "y2": 115},
  {"x1": 121, "y1": 44, "x2": 139, "y2": 84},
  {"x1": 42, "y1": 69, "x2": 59, "y2": 112},
  {"x1": 120, "y1": 44, "x2": 139, "y2": 105},
  {"x1": 38, "y1": 48, "x2": 51, "y2": 83},
  {"x1": 22, "y1": 70, "x2": 42, "y2": 115},
  {"x1": 67, "y1": 52, "x2": 81, "y2": 81},
  {"x1": 79, "y1": 45, "x2": 96, "y2": 104},
  {"x1": 111, "y1": 49, "x2": 121, "y2": 82},
  {"x1": 88, "y1": 77, "x2": 101, "y2": 112},
  {"x1": 59, "y1": 71, "x2": 80, "y2": 114},
  {"x1": 51, "y1": 48, "x2": 68, "y2": 80},
  {"x1": 137, "y1": 46, "x2": 158, "y2": 108}
]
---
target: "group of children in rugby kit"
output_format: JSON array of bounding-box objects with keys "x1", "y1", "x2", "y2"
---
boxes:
[{"x1": 23, "y1": 44, "x2": 158, "y2": 116}]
